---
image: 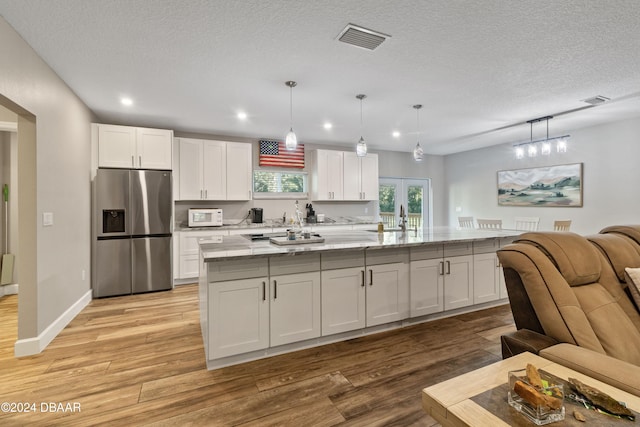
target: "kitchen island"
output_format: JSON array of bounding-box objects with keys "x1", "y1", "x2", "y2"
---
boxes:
[{"x1": 199, "y1": 227, "x2": 520, "y2": 369}]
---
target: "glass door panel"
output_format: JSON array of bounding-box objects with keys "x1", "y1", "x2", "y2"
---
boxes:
[{"x1": 379, "y1": 178, "x2": 430, "y2": 230}]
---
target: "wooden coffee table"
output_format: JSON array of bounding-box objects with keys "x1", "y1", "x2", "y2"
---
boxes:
[{"x1": 422, "y1": 352, "x2": 640, "y2": 427}]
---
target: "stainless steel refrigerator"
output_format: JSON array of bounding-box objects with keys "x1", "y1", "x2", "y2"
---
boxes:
[{"x1": 93, "y1": 169, "x2": 172, "y2": 298}]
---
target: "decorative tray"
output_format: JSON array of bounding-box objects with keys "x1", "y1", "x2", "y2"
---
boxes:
[{"x1": 269, "y1": 236, "x2": 325, "y2": 245}]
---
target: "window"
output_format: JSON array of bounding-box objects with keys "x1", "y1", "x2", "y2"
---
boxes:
[{"x1": 253, "y1": 170, "x2": 307, "y2": 199}]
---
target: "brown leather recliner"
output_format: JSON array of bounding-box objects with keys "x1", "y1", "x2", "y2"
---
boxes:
[{"x1": 498, "y1": 231, "x2": 640, "y2": 396}]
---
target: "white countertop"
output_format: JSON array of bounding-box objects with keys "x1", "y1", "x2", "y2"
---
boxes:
[{"x1": 200, "y1": 227, "x2": 521, "y2": 261}]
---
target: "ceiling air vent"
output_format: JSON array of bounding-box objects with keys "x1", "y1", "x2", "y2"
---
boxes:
[
  {"x1": 336, "y1": 24, "x2": 390, "y2": 51},
  {"x1": 582, "y1": 95, "x2": 610, "y2": 105}
]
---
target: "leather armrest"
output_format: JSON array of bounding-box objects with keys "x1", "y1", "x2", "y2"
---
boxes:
[
  {"x1": 540, "y1": 343, "x2": 640, "y2": 397},
  {"x1": 501, "y1": 329, "x2": 559, "y2": 359}
]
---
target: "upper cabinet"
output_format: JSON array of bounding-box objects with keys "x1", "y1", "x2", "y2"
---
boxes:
[
  {"x1": 310, "y1": 149, "x2": 378, "y2": 201},
  {"x1": 176, "y1": 137, "x2": 251, "y2": 201},
  {"x1": 343, "y1": 152, "x2": 379, "y2": 201},
  {"x1": 97, "y1": 124, "x2": 173, "y2": 170}
]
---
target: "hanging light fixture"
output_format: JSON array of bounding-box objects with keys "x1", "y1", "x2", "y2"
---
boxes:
[
  {"x1": 355, "y1": 94, "x2": 367, "y2": 157},
  {"x1": 285, "y1": 81, "x2": 297, "y2": 151},
  {"x1": 412, "y1": 104, "x2": 424, "y2": 162},
  {"x1": 513, "y1": 115, "x2": 570, "y2": 159}
]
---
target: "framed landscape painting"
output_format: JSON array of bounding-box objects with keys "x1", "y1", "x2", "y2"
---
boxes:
[{"x1": 497, "y1": 163, "x2": 583, "y2": 207}]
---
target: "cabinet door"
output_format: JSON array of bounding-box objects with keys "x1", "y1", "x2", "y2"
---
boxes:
[
  {"x1": 178, "y1": 139, "x2": 204, "y2": 200},
  {"x1": 136, "y1": 128, "x2": 173, "y2": 170},
  {"x1": 360, "y1": 154, "x2": 379, "y2": 200},
  {"x1": 321, "y1": 267, "x2": 366, "y2": 336},
  {"x1": 366, "y1": 263, "x2": 409, "y2": 327},
  {"x1": 98, "y1": 124, "x2": 136, "y2": 168},
  {"x1": 209, "y1": 278, "x2": 269, "y2": 358},
  {"x1": 342, "y1": 152, "x2": 362, "y2": 201},
  {"x1": 270, "y1": 271, "x2": 321, "y2": 346},
  {"x1": 473, "y1": 252, "x2": 500, "y2": 304},
  {"x1": 202, "y1": 140, "x2": 226, "y2": 200},
  {"x1": 226, "y1": 142, "x2": 252, "y2": 200},
  {"x1": 444, "y1": 255, "x2": 474, "y2": 310},
  {"x1": 410, "y1": 259, "x2": 444, "y2": 317},
  {"x1": 313, "y1": 150, "x2": 343, "y2": 200}
]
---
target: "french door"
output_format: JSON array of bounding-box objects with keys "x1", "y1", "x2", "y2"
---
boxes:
[{"x1": 378, "y1": 178, "x2": 431, "y2": 230}]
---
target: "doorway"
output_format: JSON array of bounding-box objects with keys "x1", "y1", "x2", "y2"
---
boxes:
[{"x1": 378, "y1": 178, "x2": 432, "y2": 230}]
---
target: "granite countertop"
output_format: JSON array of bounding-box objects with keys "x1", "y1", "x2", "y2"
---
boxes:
[
  {"x1": 176, "y1": 216, "x2": 376, "y2": 232},
  {"x1": 199, "y1": 227, "x2": 521, "y2": 262}
]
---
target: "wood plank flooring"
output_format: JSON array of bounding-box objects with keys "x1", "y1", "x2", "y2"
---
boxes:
[{"x1": 0, "y1": 285, "x2": 515, "y2": 426}]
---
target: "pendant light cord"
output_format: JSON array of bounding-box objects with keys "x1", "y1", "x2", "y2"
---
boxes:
[
  {"x1": 360, "y1": 96, "x2": 363, "y2": 138},
  {"x1": 416, "y1": 107, "x2": 420, "y2": 143},
  {"x1": 289, "y1": 85, "x2": 293, "y2": 128}
]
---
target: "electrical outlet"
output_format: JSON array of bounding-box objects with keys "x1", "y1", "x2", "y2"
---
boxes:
[
  {"x1": 82, "y1": 270, "x2": 86, "y2": 281},
  {"x1": 43, "y1": 212, "x2": 54, "y2": 226},
  {"x1": 455, "y1": 206, "x2": 462, "y2": 213}
]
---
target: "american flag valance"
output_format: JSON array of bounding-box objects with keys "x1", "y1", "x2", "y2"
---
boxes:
[{"x1": 259, "y1": 140, "x2": 305, "y2": 168}]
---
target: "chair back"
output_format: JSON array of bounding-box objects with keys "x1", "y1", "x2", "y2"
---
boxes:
[
  {"x1": 514, "y1": 216, "x2": 540, "y2": 231},
  {"x1": 554, "y1": 220, "x2": 571, "y2": 231},
  {"x1": 477, "y1": 219, "x2": 502, "y2": 229},
  {"x1": 458, "y1": 216, "x2": 474, "y2": 228}
]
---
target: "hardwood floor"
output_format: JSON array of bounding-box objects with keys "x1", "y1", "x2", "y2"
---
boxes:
[{"x1": 0, "y1": 285, "x2": 515, "y2": 426}]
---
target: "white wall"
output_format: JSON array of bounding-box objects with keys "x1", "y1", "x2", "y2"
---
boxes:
[
  {"x1": 444, "y1": 116, "x2": 640, "y2": 234},
  {"x1": 0, "y1": 17, "x2": 94, "y2": 342}
]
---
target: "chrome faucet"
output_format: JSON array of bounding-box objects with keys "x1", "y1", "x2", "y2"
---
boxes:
[
  {"x1": 294, "y1": 200, "x2": 304, "y2": 233},
  {"x1": 399, "y1": 204, "x2": 407, "y2": 232}
]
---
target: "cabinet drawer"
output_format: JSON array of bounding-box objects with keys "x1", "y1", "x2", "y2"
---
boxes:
[
  {"x1": 443, "y1": 242, "x2": 473, "y2": 257},
  {"x1": 365, "y1": 247, "x2": 409, "y2": 265},
  {"x1": 270, "y1": 253, "x2": 320, "y2": 276},
  {"x1": 472, "y1": 238, "x2": 500, "y2": 254},
  {"x1": 410, "y1": 244, "x2": 443, "y2": 261},
  {"x1": 321, "y1": 250, "x2": 364, "y2": 270},
  {"x1": 208, "y1": 258, "x2": 269, "y2": 282}
]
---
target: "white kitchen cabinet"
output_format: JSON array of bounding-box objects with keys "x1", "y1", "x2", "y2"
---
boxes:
[
  {"x1": 365, "y1": 262, "x2": 409, "y2": 327},
  {"x1": 226, "y1": 142, "x2": 252, "y2": 200},
  {"x1": 97, "y1": 124, "x2": 172, "y2": 170},
  {"x1": 443, "y1": 255, "x2": 474, "y2": 310},
  {"x1": 343, "y1": 152, "x2": 379, "y2": 201},
  {"x1": 208, "y1": 277, "x2": 269, "y2": 359},
  {"x1": 473, "y1": 252, "x2": 501, "y2": 304},
  {"x1": 310, "y1": 149, "x2": 343, "y2": 201},
  {"x1": 410, "y1": 258, "x2": 444, "y2": 317},
  {"x1": 321, "y1": 267, "x2": 366, "y2": 335},
  {"x1": 177, "y1": 138, "x2": 251, "y2": 201},
  {"x1": 176, "y1": 230, "x2": 227, "y2": 279},
  {"x1": 270, "y1": 271, "x2": 321, "y2": 346}
]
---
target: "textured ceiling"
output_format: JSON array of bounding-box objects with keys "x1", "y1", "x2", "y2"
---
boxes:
[{"x1": 1, "y1": 0, "x2": 640, "y2": 155}]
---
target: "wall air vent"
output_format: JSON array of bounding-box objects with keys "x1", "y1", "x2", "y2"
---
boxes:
[
  {"x1": 336, "y1": 24, "x2": 390, "y2": 51},
  {"x1": 582, "y1": 95, "x2": 610, "y2": 105}
]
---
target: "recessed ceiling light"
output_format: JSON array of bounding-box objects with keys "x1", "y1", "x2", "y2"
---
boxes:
[
  {"x1": 323, "y1": 122, "x2": 333, "y2": 130},
  {"x1": 392, "y1": 131, "x2": 400, "y2": 138},
  {"x1": 237, "y1": 111, "x2": 247, "y2": 120},
  {"x1": 120, "y1": 97, "x2": 133, "y2": 106}
]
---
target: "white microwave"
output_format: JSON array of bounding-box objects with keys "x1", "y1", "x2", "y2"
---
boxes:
[{"x1": 188, "y1": 208, "x2": 223, "y2": 227}]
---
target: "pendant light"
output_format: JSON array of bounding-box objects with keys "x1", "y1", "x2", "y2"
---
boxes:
[
  {"x1": 356, "y1": 94, "x2": 367, "y2": 157},
  {"x1": 285, "y1": 81, "x2": 297, "y2": 150},
  {"x1": 412, "y1": 104, "x2": 424, "y2": 162}
]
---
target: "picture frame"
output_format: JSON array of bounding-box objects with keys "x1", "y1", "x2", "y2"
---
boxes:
[{"x1": 497, "y1": 163, "x2": 583, "y2": 207}]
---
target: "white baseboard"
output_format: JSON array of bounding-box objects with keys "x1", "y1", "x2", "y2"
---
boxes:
[
  {"x1": 14, "y1": 289, "x2": 92, "y2": 357},
  {"x1": 0, "y1": 283, "x2": 19, "y2": 296}
]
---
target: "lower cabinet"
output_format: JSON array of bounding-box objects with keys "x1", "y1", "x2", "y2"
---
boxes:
[
  {"x1": 473, "y1": 252, "x2": 501, "y2": 304},
  {"x1": 270, "y1": 271, "x2": 321, "y2": 346},
  {"x1": 321, "y1": 267, "x2": 366, "y2": 336},
  {"x1": 208, "y1": 277, "x2": 269, "y2": 359},
  {"x1": 443, "y1": 255, "x2": 474, "y2": 310},
  {"x1": 366, "y1": 263, "x2": 410, "y2": 327},
  {"x1": 410, "y1": 258, "x2": 444, "y2": 317}
]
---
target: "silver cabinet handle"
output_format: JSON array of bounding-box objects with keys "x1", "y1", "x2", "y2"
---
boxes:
[
  {"x1": 273, "y1": 280, "x2": 277, "y2": 299},
  {"x1": 205, "y1": 189, "x2": 208, "y2": 199},
  {"x1": 131, "y1": 156, "x2": 135, "y2": 167},
  {"x1": 369, "y1": 269, "x2": 373, "y2": 286},
  {"x1": 200, "y1": 189, "x2": 203, "y2": 199},
  {"x1": 446, "y1": 260, "x2": 451, "y2": 275},
  {"x1": 139, "y1": 155, "x2": 142, "y2": 167},
  {"x1": 439, "y1": 261, "x2": 444, "y2": 276},
  {"x1": 361, "y1": 270, "x2": 365, "y2": 287},
  {"x1": 262, "y1": 281, "x2": 266, "y2": 301}
]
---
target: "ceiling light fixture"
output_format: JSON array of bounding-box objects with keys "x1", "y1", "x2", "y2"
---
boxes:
[
  {"x1": 237, "y1": 111, "x2": 247, "y2": 120},
  {"x1": 513, "y1": 116, "x2": 570, "y2": 159},
  {"x1": 285, "y1": 81, "x2": 297, "y2": 151},
  {"x1": 356, "y1": 94, "x2": 367, "y2": 157},
  {"x1": 412, "y1": 104, "x2": 424, "y2": 162},
  {"x1": 120, "y1": 97, "x2": 133, "y2": 106},
  {"x1": 392, "y1": 131, "x2": 400, "y2": 138},
  {"x1": 323, "y1": 122, "x2": 333, "y2": 130}
]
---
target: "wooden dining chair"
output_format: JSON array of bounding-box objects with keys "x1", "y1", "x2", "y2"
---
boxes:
[
  {"x1": 553, "y1": 220, "x2": 572, "y2": 231},
  {"x1": 477, "y1": 219, "x2": 502, "y2": 230},
  {"x1": 458, "y1": 216, "x2": 474, "y2": 228},
  {"x1": 514, "y1": 216, "x2": 540, "y2": 231}
]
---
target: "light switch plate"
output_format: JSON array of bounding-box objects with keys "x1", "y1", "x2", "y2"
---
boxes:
[{"x1": 43, "y1": 212, "x2": 54, "y2": 226}]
